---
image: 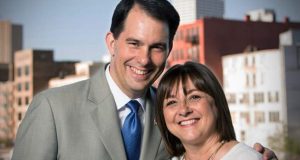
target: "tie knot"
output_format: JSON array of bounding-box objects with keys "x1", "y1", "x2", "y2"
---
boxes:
[{"x1": 127, "y1": 100, "x2": 140, "y2": 114}]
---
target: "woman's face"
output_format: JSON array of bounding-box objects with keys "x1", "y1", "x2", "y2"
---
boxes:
[{"x1": 163, "y1": 78, "x2": 218, "y2": 146}]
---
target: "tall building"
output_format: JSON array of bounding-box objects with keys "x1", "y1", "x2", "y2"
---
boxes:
[
  {"x1": 172, "y1": 0, "x2": 224, "y2": 24},
  {"x1": 222, "y1": 29, "x2": 300, "y2": 159},
  {"x1": 0, "y1": 21, "x2": 22, "y2": 81},
  {"x1": 168, "y1": 17, "x2": 300, "y2": 83},
  {"x1": 280, "y1": 29, "x2": 300, "y2": 144},
  {"x1": 223, "y1": 49, "x2": 282, "y2": 151},
  {"x1": 13, "y1": 49, "x2": 77, "y2": 137}
]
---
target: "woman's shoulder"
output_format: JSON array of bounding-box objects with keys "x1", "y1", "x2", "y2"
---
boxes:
[
  {"x1": 222, "y1": 142, "x2": 263, "y2": 160},
  {"x1": 170, "y1": 155, "x2": 184, "y2": 160}
]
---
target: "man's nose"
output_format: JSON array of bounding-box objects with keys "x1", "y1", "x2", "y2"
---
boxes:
[{"x1": 137, "y1": 47, "x2": 150, "y2": 65}]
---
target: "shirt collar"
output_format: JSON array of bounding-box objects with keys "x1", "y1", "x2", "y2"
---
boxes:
[{"x1": 105, "y1": 64, "x2": 146, "y2": 111}]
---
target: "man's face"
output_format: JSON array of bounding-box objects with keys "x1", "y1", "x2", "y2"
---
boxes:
[{"x1": 106, "y1": 5, "x2": 170, "y2": 98}]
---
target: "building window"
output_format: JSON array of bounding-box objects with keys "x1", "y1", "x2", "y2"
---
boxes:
[
  {"x1": 254, "y1": 92, "x2": 264, "y2": 104},
  {"x1": 241, "y1": 112, "x2": 250, "y2": 124},
  {"x1": 268, "y1": 91, "x2": 279, "y2": 103},
  {"x1": 268, "y1": 92, "x2": 272, "y2": 102},
  {"x1": 17, "y1": 83, "x2": 22, "y2": 91},
  {"x1": 18, "y1": 112, "x2": 22, "y2": 121},
  {"x1": 240, "y1": 93, "x2": 249, "y2": 104},
  {"x1": 192, "y1": 46, "x2": 199, "y2": 61},
  {"x1": 25, "y1": 65, "x2": 30, "y2": 76},
  {"x1": 269, "y1": 111, "x2": 280, "y2": 122},
  {"x1": 253, "y1": 73, "x2": 256, "y2": 87},
  {"x1": 226, "y1": 93, "x2": 236, "y2": 104},
  {"x1": 246, "y1": 74, "x2": 249, "y2": 87},
  {"x1": 275, "y1": 91, "x2": 279, "y2": 102},
  {"x1": 18, "y1": 97, "x2": 22, "y2": 106},
  {"x1": 255, "y1": 111, "x2": 265, "y2": 123},
  {"x1": 244, "y1": 57, "x2": 248, "y2": 67},
  {"x1": 17, "y1": 67, "x2": 22, "y2": 77},
  {"x1": 25, "y1": 97, "x2": 30, "y2": 105},
  {"x1": 25, "y1": 82, "x2": 30, "y2": 91},
  {"x1": 241, "y1": 130, "x2": 246, "y2": 141}
]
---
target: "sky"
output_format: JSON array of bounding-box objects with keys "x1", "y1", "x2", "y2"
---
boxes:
[{"x1": 0, "y1": 0, "x2": 300, "y2": 61}]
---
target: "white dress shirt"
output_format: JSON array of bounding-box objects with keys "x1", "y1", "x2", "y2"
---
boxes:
[{"x1": 105, "y1": 65, "x2": 146, "y2": 130}]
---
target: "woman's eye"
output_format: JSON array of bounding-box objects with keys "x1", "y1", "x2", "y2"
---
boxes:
[
  {"x1": 165, "y1": 100, "x2": 177, "y2": 106},
  {"x1": 190, "y1": 95, "x2": 201, "y2": 100}
]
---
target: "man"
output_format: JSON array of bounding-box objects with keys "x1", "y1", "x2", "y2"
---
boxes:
[{"x1": 12, "y1": 0, "x2": 276, "y2": 160}]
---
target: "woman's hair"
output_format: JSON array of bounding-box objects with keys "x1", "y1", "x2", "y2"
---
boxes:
[{"x1": 155, "y1": 61, "x2": 236, "y2": 156}]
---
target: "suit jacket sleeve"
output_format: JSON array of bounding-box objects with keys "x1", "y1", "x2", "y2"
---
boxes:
[{"x1": 12, "y1": 92, "x2": 58, "y2": 160}]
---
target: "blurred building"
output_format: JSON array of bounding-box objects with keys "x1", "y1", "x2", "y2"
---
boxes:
[
  {"x1": 13, "y1": 49, "x2": 77, "y2": 137},
  {"x1": 0, "y1": 64, "x2": 9, "y2": 82},
  {"x1": 222, "y1": 29, "x2": 300, "y2": 159},
  {"x1": 246, "y1": 9, "x2": 276, "y2": 22},
  {"x1": 0, "y1": 82, "x2": 14, "y2": 147},
  {"x1": 0, "y1": 21, "x2": 22, "y2": 149},
  {"x1": 280, "y1": 29, "x2": 300, "y2": 143},
  {"x1": 48, "y1": 61, "x2": 104, "y2": 88},
  {"x1": 223, "y1": 48, "x2": 282, "y2": 150},
  {"x1": 172, "y1": 0, "x2": 224, "y2": 24},
  {"x1": 168, "y1": 17, "x2": 300, "y2": 83},
  {"x1": 0, "y1": 21, "x2": 22, "y2": 81}
]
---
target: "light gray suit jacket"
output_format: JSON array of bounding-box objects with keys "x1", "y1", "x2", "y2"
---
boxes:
[{"x1": 12, "y1": 65, "x2": 169, "y2": 160}]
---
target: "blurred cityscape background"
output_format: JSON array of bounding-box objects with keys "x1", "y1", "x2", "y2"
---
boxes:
[{"x1": 1, "y1": 0, "x2": 300, "y2": 159}]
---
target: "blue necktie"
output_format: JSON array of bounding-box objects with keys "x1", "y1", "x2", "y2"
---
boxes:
[{"x1": 121, "y1": 100, "x2": 142, "y2": 160}]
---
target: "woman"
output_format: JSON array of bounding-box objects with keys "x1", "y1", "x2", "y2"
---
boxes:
[{"x1": 155, "y1": 61, "x2": 263, "y2": 160}]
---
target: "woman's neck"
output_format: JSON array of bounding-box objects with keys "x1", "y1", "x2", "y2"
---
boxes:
[{"x1": 183, "y1": 134, "x2": 222, "y2": 160}]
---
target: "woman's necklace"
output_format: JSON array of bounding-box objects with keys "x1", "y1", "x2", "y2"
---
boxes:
[{"x1": 182, "y1": 140, "x2": 226, "y2": 160}]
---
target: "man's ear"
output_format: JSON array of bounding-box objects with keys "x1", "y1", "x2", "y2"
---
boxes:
[{"x1": 105, "y1": 32, "x2": 116, "y2": 57}]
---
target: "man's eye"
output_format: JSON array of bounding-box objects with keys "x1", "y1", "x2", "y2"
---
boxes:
[
  {"x1": 152, "y1": 46, "x2": 165, "y2": 52},
  {"x1": 129, "y1": 42, "x2": 139, "y2": 47}
]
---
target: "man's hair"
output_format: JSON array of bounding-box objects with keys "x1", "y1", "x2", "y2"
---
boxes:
[
  {"x1": 155, "y1": 61, "x2": 236, "y2": 156},
  {"x1": 110, "y1": 0, "x2": 180, "y2": 49}
]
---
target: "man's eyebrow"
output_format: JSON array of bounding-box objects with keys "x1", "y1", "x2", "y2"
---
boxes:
[
  {"x1": 151, "y1": 42, "x2": 167, "y2": 48},
  {"x1": 153, "y1": 42, "x2": 167, "y2": 46},
  {"x1": 126, "y1": 38, "x2": 140, "y2": 42},
  {"x1": 125, "y1": 38, "x2": 167, "y2": 48}
]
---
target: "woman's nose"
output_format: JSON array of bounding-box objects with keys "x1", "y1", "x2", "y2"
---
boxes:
[{"x1": 178, "y1": 103, "x2": 193, "y2": 117}]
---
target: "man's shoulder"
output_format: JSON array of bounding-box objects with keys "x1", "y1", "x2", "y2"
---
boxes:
[
  {"x1": 44, "y1": 79, "x2": 90, "y2": 96},
  {"x1": 27, "y1": 79, "x2": 92, "y2": 114}
]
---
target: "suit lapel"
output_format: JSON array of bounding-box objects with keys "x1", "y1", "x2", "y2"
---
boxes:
[
  {"x1": 140, "y1": 87, "x2": 163, "y2": 160},
  {"x1": 87, "y1": 65, "x2": 127, "y2": 159}
]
